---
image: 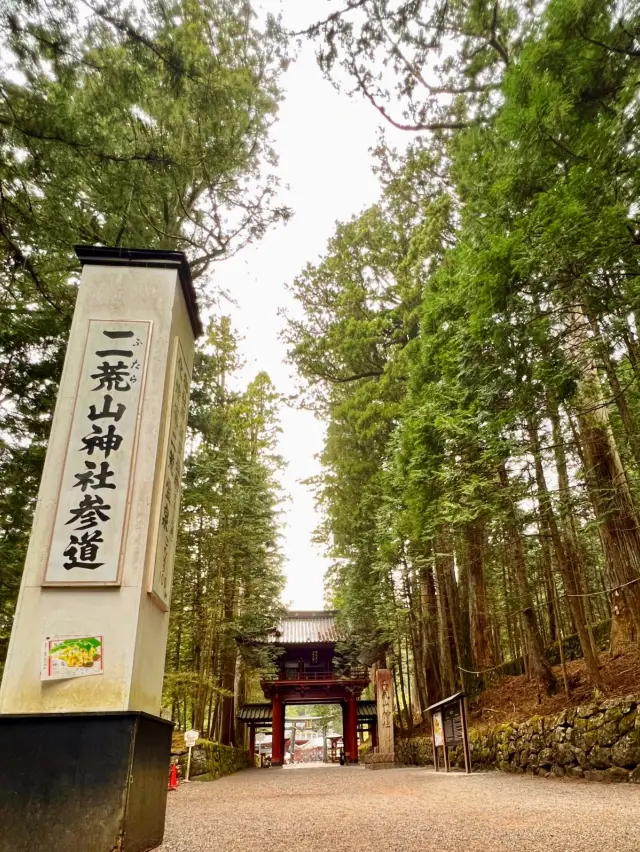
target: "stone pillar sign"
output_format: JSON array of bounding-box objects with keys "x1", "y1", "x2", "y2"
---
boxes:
[
  {"x1": 375, "y1": 668, "x2": 395, "y2": 760},
  {"x1": 0, "y1": 247, "x2": 202, "y2": 852}
]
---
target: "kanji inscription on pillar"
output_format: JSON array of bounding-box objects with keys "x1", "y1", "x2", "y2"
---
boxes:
[
  {"x1": 149, "y1": 338, "x2": 190, "y2": 610},
  {"x1": 375, "y1": 668, "x2": 395, "y2": 756},
  {"x1": 43, "y1": 320, "x2": 150, "y2": 585}
]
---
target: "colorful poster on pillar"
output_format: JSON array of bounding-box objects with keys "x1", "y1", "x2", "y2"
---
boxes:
[
  {"x1": 41, "y1": 635, "x2": 104, "y2": 680},
  {"x1": 148, "y1": 337, "x2": 190, "y2": 610},
  {"x1": 43, "y1": 321, "x2": 150, "y2": 585}
]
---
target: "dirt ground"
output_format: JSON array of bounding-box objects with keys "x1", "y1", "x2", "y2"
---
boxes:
[
  {"x1": 158, "y1": 764, "x2": 640, "y2": 852},
  {"x1": 468, "y1": 645, "x2": 640, "y2": 730}
]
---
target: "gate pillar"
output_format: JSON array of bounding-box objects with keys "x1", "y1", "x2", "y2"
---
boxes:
[
  {"x1": 347, "y1": 694, "x2": 359, "y2": 763},
  {"x1": 271, "y1": 695, "x2": 284, "y2": 766}
]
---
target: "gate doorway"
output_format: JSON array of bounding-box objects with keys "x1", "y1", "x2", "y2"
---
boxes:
[{"x1": 237, "y1": 611, "x2": 378, "y2": 766}]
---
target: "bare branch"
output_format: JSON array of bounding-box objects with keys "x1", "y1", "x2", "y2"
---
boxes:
[
  {"x1": 292, "y1": 0, "x2": 371, "y2": 37},
  {"x1": 488, "y1": 2, "x2": 510, "y2": 67},
  {"x1": 352, "y1": 67, "x2": 470, "y2": 132}
]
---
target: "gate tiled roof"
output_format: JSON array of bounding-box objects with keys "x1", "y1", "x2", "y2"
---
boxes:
[
  {"x1": 356, "y1": 700, "x2": 377, "y2": 721},
  {"x1": 270, "y1": 611, "x2": 340, "y2": 644},
  {"x1": 237, "y1": 704, "x2": 273, "y2": 723}
]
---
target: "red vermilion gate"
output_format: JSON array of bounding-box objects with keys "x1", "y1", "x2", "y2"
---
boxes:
[{"x1": 237, "y1": 611, "x2": 376, "y2": 765}]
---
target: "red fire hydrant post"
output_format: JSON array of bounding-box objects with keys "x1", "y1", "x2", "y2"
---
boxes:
[{"x1": 168, "y1": 762, "x2": 178, "y2": 791}]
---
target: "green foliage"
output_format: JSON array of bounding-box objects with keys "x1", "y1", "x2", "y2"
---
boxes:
[
  {"x1": 164, "y1": 317, "x2": 285, "y2": 740},
  {"x1": 289, "y1": 0, "x2": 640, "y2": 713},
  {"x1": 0, "y1": 0, "x2": 288, "y2": 670}
]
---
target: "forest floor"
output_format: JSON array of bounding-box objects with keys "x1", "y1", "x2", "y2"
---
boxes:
[{"x1": 467, "y1": 644, "x2": 640, "y2": 731}]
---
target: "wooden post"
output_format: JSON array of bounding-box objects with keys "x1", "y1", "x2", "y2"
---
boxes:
[
  {"x1": 460, "y1": 697, "x2": 471, "y2": 774},
  {"x1": 431, "y1": 713, "x2": 439, "y2": 771},
  {"x1": 341, "y1": 702, "x2": 349, "y2": 762},
  {"x1": 442, "y1": 714, "x2": 450, "y2": 773},
  {"x1": 249, "y1": 726, "x2": 256, "y2": 766},
  {"x1": 371, "y1": 722, "x2": 378, "y2": 750}
]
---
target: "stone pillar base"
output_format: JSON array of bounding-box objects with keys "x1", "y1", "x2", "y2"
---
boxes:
[
  {"x1": 364, "y1": 752, "x2": 396, "y2": 770},
  {"x1": 0, "y1": 711, "x2": 173, "y2": 852}
]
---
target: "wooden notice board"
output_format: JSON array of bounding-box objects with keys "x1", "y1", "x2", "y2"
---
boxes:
[{"x1": 427, "y1": 692, "x2": 471, "y2": 774}]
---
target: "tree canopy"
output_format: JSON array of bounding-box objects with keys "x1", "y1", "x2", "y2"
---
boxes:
[
  {"x1": 0, "y1": 0, "x2": 289, "y2": 690},
  {"x1": 286, "y1": 0, "x2": 640, "y2": 724}
]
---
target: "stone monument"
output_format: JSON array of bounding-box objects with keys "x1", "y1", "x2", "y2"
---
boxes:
[
  {"x1": 366, "y1": 668, "x2": 395, "y2": 769},
  {"x1": 0, "y1": 246, "x2": 202, "y2": 852}
]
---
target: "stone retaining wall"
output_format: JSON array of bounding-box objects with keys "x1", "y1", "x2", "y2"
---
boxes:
[
  {"x1": 172, "y1": 740, "x2": 251, "y2": 781},
  {"x1": 397, "y1": 695, "x2": 640, "y2": 783}
]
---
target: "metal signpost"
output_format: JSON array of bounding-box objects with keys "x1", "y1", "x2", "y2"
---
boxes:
[
  {"x1": 427, "y1": 692, "x2": 471, "y2": 774},
  {"x1": 184, "y1": 729, "x2": 199, "y2": 782}
]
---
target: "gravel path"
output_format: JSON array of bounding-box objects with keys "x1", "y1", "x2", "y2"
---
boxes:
[{"x1": 159, "y1": 764, "x2": 640, "y2": 852}]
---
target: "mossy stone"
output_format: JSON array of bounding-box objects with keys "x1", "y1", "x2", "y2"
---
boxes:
[
  {"x1": 629, "y1": 766, "x2": 640, "y2": 783},
  {"x1": 589, "y1": 746, "x2": 613, "y2": 769},
  {"x1": 555, "y1": 710, "x2": 568, "y2": 727},
  {"x1": 574, "y1": 748, "x2": 589, "y2": 768},
  {"x1": 597, "y1": 721, "x2": 619, "y2": 747},
  {"x1": 606, "y1": 767, "x2": 629, "y2": 783},
  {"x1": 577, "y1": 703, "x2": 598, "y2": 719},
  {"x1": 604, "y1": 705, "x2": 624, "y2": 724},
  {"x1": 612, "y1": 730, "x2": 640, "y2": 768},
  {"x1": 566, "y1": 766, "x2": 584, "y2": 779},
  {"x1": 554, "y1": 743, "x2": 575, "y2": 767},
  {"x1": 585, "y1": 769, "x2": 608, "y2": 783},
  {"x1": 619, "y1": 710, "x2": 637, "y2": 735},
  {"x1": 539, "y1": 748, "x2": 554, "y2": 767},
  {"x1": 587, "y1": 713, "x2": 605, "y2": 731}
]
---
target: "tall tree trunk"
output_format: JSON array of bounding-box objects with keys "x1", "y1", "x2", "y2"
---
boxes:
[
  {"x1": 538, "y1": 515, "x2": 558, "y2": 642},
  {"x1": 527, "y1": 415, "x2": 603, "y2": 684},
  {"x1": 498, "y1": 462, "x2": 556, "y2": 694},
  {"x1": 502, "y1": 553, "x2": 517, "y2": 662},
  {"x1": 418, "y1": 553, "x2": 442, "y2": 704},
  {"x1": 403, "y1": 554, "x2": 429, "y2": 715},
  {"x1": 434, "y1": 545, "x2": 456, "y2": 696},
  {"x1": 568, "y1": 310, "x2": 640, "y2": 649},
  {"x1": 548, "y1": 395, "x2": 599, "y2": 658},
  {"x1": 586, "y1": 310, "x2": 640, "y2": 470},
  {"x1": 234, "y1": 654, "x2": 246, "y2": 746},
  {"x1": 465, "y1": 517, "x2": 495, "y2": 671}
]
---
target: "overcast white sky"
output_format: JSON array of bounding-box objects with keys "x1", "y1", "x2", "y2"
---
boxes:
[{"x1": 222, "y1": 1, "x2": 406, "y2": 610}]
